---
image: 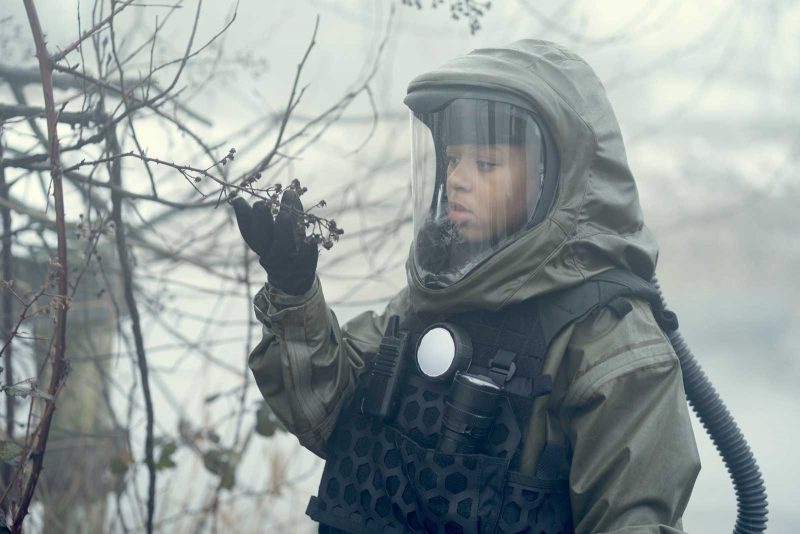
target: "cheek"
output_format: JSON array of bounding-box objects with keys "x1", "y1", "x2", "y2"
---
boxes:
[
  {"x1": 510, "y1": 165, "x2": 530, "y2": 208},
  {"x1": 471, "y1": 182, "x2": 500, "y2": 218},
  {"x1": 501, "y1": 173, "x2": 530, "y2": 228}
]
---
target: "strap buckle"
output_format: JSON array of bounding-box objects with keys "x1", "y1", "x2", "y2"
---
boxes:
[{"x1": 488, "y1": 349, "x2": 517, "y2": 385}]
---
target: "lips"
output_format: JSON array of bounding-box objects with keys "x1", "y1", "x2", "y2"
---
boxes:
[{"x1": 448, "y1": 201, "x2": 473, "y2": 224}]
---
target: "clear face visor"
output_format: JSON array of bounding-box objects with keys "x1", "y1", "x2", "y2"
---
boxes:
[{"x1": 410, "y1": 98, "x2": 547, "y2": 289}]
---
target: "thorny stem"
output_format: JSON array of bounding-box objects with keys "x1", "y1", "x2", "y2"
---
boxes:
[{"x1": 14, "y1": 1, "x2": 71, "y2": 532}]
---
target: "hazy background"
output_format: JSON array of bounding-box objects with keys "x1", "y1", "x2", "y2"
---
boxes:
[{"x1": 1, "y1": 0, "x2": 798, "y2": 532}]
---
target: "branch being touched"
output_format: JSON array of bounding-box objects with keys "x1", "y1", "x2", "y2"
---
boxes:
[
  {"x1": 229, "y1": 174, "x2": 344, "y2": 251},
  {"x1": 62, "y1": 146, "x2": 345, "y2": 251}
]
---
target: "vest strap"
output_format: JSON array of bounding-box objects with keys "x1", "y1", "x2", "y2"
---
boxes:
[
  {"x1": 488, "y1": 348, "x2": 518, "y2": 385},
  {"x1": 538, "y1": 268, "x2": 679, "y2": 347}
]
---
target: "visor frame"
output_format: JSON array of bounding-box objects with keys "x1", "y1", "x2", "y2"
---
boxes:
[{"x1": 406, "y1": 87, "x2": 561, "y2": 290}]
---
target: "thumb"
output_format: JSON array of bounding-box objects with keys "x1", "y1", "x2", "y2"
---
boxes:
[{"x1": 232, "y1": 198, "x2": 258, "y2": 252}]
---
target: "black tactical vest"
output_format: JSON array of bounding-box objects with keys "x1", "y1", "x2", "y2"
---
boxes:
[{"x1": 306, "y1": 270, "x2": 678, "y2": 534}]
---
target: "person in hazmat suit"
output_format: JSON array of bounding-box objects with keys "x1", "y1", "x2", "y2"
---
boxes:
[{"x1": 233, "y1": 39, "x2": 700, "y2": 534}]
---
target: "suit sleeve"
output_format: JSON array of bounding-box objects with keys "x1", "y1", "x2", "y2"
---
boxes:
[
  {"x1": 248, "y1": 276, "x2": 410, "y2": 457},
  {"x1": 559, "y1": 300, "x2": 701, "y2": 534}
]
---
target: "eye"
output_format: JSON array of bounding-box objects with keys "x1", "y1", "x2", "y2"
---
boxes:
[{"x1": 477, "y1": 160, "x2": 498, "y2": 172}]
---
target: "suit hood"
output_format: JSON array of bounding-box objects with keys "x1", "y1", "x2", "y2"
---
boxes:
[{"x1": 405, "y1": 39, "x2": 658, "y2": 314}]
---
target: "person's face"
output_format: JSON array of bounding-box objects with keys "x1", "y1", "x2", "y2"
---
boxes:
[{"x1": 445, "y1": 143, "x2": 532, "y2": 243}]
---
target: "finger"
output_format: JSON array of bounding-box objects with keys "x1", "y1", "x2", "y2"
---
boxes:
[
  {"x1": 251, "y1": 201, "x2": 274, "y2": 256},
  {"x1": 278, "y1": 189, "x2": 305, "y2": 247},
  {"x1": 232, "y1": 198, "x2": 259, "y2": 252},
  {"x1": 280, "y1": 189, "x2": 304, "y2": 212},
  {"x1": 271, "y1": 202, "x2": 297, "y2": 257}
]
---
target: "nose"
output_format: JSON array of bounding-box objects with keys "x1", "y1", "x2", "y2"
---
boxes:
[{"x1": 446, "y1": 160, "x2": 474, "y2": 193}]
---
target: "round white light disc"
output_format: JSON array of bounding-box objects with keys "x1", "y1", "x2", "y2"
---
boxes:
[{"x1": 416, "y1": 327, "x2": 456, "y2": 378}]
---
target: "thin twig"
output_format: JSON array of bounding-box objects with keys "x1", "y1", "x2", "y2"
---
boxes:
[
  {"x1": 108, "y1": 0, "x2": 159, "y2": 196},
  {"x1": 50, "y1": 0, "x2": 137, "y2": 62},
  {"x1": 251, "y1": 15, "x2": 319, "y2": 175},
  {"x1": 0, "y1": 134, "x2": 16, "y2": 498},
  {"x1": 106, "y1": 122, "x2": 157, "y2": 533},
  {"x1": 0, "y1": 284, "x2": 50, "y2": 362}
]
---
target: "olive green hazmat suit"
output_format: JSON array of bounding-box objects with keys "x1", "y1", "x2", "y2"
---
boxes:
[{"x1": 248, "y1": 40, "x2": 701, "y2": 534}]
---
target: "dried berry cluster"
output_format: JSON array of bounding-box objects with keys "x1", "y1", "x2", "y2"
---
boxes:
[
  {"x1": 220, "y1": 147, "x2": 237, "y2": 166},
  {"x1": 288, "y1": 178, "x2": 344, "y2": 251},
  {"x1": 400, "y1": 0, "x2": 491, "y2": 34},
  {"x1": 229, "y1": 171, "x2": 344, "y2": 251}
]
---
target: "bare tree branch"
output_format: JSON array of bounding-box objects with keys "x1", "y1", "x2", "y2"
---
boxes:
[
  {"x1": 0, "y1": 136, "x2": 17, "y2": 502},
  {"x1": 251, "y1": 15, "x2": 319, "y2": 176},
  {"x1": 0, "y1": 103, "x2": 104, "y2": 125},
  {"x1": 50, "y1": 0, "x2": 137, "y2": 63},
  {"x1": 12, "y1": 1, "x2": 71, "y2": 530},
  {"x1": 106, "y1": 123, "x2": 157, "y2": 533}
]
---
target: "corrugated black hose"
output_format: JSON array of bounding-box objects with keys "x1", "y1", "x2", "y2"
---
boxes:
[{"x1": 652, "y1": 277, "x2": 769, "y2": 533}]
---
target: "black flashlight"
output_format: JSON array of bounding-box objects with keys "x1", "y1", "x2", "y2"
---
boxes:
[{"x1": 437, "y1": 372, "x2": 502, "y2": 454}]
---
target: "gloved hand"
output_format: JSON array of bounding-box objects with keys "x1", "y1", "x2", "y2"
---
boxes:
[{"x1": 232, "y1": 190, "x2": 319, "y2": 295}]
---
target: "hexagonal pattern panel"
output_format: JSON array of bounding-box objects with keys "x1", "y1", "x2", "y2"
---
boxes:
[
  {"x1": 398, "y1": 432, "x2": 508, "y2": 534},
  {"x1": 307, "y1": 299, "x2": 575, "y2": 534},
  {"x1": 495, "y1": 478, "x2": 573, "y2": 534},
  {"x1": 396, "y1": 374, "x2": 449, "y2": 447}
]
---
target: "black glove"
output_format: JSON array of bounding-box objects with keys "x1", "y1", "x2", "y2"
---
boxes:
[{"x1": 232, "y1": 190, "x2": 319, "y2": 295}]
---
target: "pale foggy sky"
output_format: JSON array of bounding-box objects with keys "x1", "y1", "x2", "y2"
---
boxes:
[{"x1": 6, "y1": 0, "x2": 796, "y2": 207}]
